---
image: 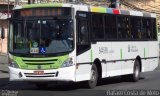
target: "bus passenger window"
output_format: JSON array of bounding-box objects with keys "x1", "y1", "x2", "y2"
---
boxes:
[
  {"x1": 77, "y1": 18, "x2": 90, "y2": 55},
  {"x1": 105, "y1": 15, "x2": 117, "y2": 40},
  {"x1": 78, "y1": 20, "x2": 89, "y2": 44},
  {"x1": 80, "y1": 25, "x2": 87, "y2": 43},
  {"x1": 142, "y1": 18, "x2": 151, "y2": 39},
  {"x1": 92, "y1": 14, "x2": 105, "y2": 40},
  {"x1": 151, "y1": 18, "x2": 157, "y2": 40},
  {"x1": 131, "y1": 17, "x2": 142, "y2": 40},
  {"x1": 117, "y1": 16, "x2": 130, "y2": 39}
]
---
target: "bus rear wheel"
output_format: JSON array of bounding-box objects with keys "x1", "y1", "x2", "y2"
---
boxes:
[
  {"x1": 130, "y1": 59, "x2": 140, "y2": 82},
  {"x1": 86, "y1": 64, "x2": 98, "y2": 89}
]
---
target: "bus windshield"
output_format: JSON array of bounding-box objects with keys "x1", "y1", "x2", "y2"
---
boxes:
[{"x1": 9, "y1": 19, "x2": 74, "y2": 55}]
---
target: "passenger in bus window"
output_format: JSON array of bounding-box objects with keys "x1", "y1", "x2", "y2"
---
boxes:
[
  {"x1": 28, "y1": 23, "x2": 39, "y2": 47},
  {"x1": 80, "y1": 24, "x2": 88, "y2": 43},
  {"x1": 138, "y1": 29, "x2": 142, "y2": 39},
  {"x1": 29, "y1": 24, "x2": 38, "y2": 40},
  {"x1": 126, "y1": 30, "x2": 130, "y2": 39},
  {"x1": 147, "y1": 29, "x2": 151, "y2": 39}
]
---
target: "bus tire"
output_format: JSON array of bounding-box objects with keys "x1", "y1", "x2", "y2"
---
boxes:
[
  {"x1": 86, "y1": 64, "x2": 98, "y2": 89},
  {"x1": 130, "y1": 59, "x2": 140, "y2": 82}
]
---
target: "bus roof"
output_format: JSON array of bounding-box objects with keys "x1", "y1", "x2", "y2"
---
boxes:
[{"x1": 13, "y1": 3, "x2": 156, "y2": 18}]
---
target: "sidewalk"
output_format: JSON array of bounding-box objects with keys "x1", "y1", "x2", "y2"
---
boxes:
[
  {"x1": 0, "y1": 53, "x2": 9, "y2": 77},
  {"x1": 0, "y1": 53, "x2": 9, "y2": 88},
  {"x1": 0, "y1": 53, "x2": 8, "y2": 64}
]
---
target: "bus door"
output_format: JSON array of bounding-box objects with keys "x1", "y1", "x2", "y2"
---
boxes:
[{"x1": 75, "y1": 11, "x2": 92, "y2": 81}]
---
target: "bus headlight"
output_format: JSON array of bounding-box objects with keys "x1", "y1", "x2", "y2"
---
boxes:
[
  {"x1": 61, "y1": 58, "x2": 74, "y2": 68},
  {"x1": 8, "y1": 58, "x2": 19, "y2": 68}
]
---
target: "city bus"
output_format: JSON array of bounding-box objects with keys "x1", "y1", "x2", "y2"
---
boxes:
[{"x1": 8, "y1": 3, "x2": 159, "y2": 88}]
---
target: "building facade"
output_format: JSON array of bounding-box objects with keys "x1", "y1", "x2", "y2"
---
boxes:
[{"x1": 0, "y1": 3, "x2": 13, "y2": 54}]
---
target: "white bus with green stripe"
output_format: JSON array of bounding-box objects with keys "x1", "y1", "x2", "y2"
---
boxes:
[{"x1": 8, "y1": 3, "x2": 159, "y2": 88}]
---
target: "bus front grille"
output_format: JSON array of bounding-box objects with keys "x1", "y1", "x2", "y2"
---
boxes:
[
  {"x1": 24, "y1": 71, "x2": 59, "y2": 77},
  {"x1": 22, "y1": 59, "x2": 58, "y2": 65}
]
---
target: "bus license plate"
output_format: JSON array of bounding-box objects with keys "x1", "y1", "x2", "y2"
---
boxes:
[
  {"x1": 30, "y1": 48, "x2": 39, "y2": 54},
  {"x1": 33, "y1": 71, "x2": 44, "y2": 75}
]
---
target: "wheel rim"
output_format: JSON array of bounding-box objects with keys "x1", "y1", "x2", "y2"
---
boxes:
[
  {"x1": 135, "y1": 65, "x2": 139, "y2": 79},
  {"x1": 90, "y1": 67, "x2": 97, "y2": 85}
]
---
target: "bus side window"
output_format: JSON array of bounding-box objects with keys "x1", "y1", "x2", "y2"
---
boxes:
[
  {"x1": 131, "y1": 17, "x2": 142, "y2": 40},
  {"x1": 92, "y1": 14, "x2": 105, "y2": 40},
  {"x1": 141, "y1": 18, "x2": 152, "y2": 40},
  {"x1": 77, "y1": 19, "x2": 90, "y2": 55},
  {"x1": 105, "y1": 14, "x2": 117, "y2": 40},
  {"x1": 151, "y1": 18, "x2": 157, "y2": 40},
  {"x1": 78, "y1": 20, "x2": 89, "y2": 44},
  {"x1": 117, "y1": 16, "x2": 130, "y2": 39}
]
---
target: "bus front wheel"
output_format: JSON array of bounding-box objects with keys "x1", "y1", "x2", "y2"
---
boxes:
[{"x1": 86, "y1": 64, "x2": 98, "y2": 89}]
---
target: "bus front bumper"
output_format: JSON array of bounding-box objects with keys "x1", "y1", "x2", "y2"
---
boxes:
[{"x1": 8, "y1": 66, "x2": 75, "y2": 82}]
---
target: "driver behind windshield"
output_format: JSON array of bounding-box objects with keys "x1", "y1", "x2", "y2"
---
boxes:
[{"x1": 28, "y1": 23, "x2": 40, "y2": 48}]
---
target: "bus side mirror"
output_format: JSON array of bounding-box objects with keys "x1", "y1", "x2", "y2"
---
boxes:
[{"x1": 1, "y1": 28, "x2": 5, "y2": 39}]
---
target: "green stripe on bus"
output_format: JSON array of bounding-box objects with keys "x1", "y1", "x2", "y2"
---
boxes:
[
  {"x1": 90, "y1": 49, "x2": 93, "y2": 63},
  {"x1": 144, "y1": 48, "x2": 146, "y2": 58},
  {"x1": 13, "y1": 55, "x2": 68, "y2": 70},
  {"x1": 120, "y1": 48, "x2": 123, "y2": 60},
  {"x1": 22, "y1": 3, "x2": 63, "y2": 9}
]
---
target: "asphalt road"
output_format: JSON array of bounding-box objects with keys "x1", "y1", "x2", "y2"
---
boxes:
[{"x1": 0, "y1": 64, "x2": 160, "y2": 96}]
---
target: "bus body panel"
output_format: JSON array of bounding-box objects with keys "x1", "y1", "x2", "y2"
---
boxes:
[
  {"x1": 9, "y1": 65, "x2": 76, "y2": 81},
  {"x1": 91, "y1": 42, "x2": 112, "y2": 77},
  {"x1": 75, "y1": 64, "x2": 92, "y2": 81},
  {"x1": 148, "y1": 41, "x2": 159, "y2": 71},
  {"x1": 76, "y1": 50, "x2": 92, "y2": 81},
  {"x1": 75, "y1": 40, "x2": 159, "y2": 80}
]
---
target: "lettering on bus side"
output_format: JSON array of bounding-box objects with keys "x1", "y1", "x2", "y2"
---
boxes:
[
  {"x1": 99, "y1": 47, "x2": 108, "y2": 54},
  {"x1": 128, "y1": 45, "x2": 138, "y2": 52},
  {"x1": 99, "y1": 47, "x2": 114, "y2": 54}
]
